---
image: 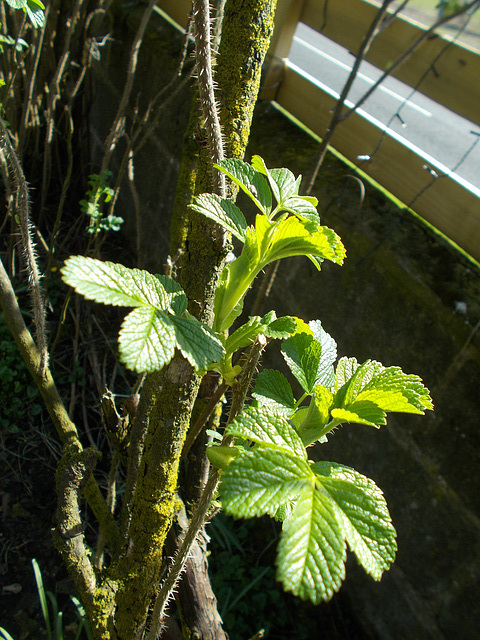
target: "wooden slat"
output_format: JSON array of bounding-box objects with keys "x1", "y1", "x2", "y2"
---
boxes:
[
  {"x1": 276, "y1": 64, "x2": 480, "y2": 260},
  {"x1": 301, "y1": 0, "x2": 480, "y2": 125},
  {"x1": 156, "y1": 0, "x2": 191, "y2": 30}
]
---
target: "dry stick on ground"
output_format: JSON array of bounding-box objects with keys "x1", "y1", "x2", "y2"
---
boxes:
[{"x1": 305, "y1": 0, "x2": 480, "y2": 194}]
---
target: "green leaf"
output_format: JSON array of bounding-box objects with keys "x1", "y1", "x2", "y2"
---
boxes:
[
  {"x1": 313, "y1": 462, "x2": 397, "y2": 580},
  {"x1": 252, "y1": 369, "x2": 295, "y2": 413},
  {"x1": 226, "y1": 406, "x2": 307, "y2": 459},
  {"x1": 216, "y1": 158, "x2": 272, "y2": 216},
  {"x1": 358, "y1": 367, "x2": 433, "y2": 413},
  {"x1": 330, "y1": 404, "x2": 386, "y2": 428},
  {"x1": 256, "y1": 214, "x2": 345, "y2": 267},
  {"x1": 61, "y1": 256, "x2": 186, "y2": 311},
  {"x1": 225, "y1": 312, "x2": 295, "y2": 356},
  {"x1": 189, "y1": 193, "x2": 247, "y2": 242},
  {"x1": 118, "y1": 307, "x2": 175, "y2": 373},
  {"x1": 5, "y1": 0, "x2": 45, "y2": 27},
  {"x1": 333, "y1": 358, "x2": 433, "y2": 423},
  {"x1": 276, "y1": 482, "x2": 346, "y2": 604},
  {"x1": 170, "y1": 313, "x2": 224, "y2": 371},
  {"x1": 251, "y1": 156, "x2": 298, "y2": 207},
  {"x1": 220, "y1": 447, "x2": 311, "y2": 518},
  {"x1": 281, "y1": 332, "x2": 322, "y2": 394},
  {"x1": 264, "y1": 315, "x2": 296, "y2": 339},
  {"x1": 309, "y1": 320, "x2": 337, "y2": 388},
  {"x1": 291, "y1": 386, "x2": 334, "y2": 445}
]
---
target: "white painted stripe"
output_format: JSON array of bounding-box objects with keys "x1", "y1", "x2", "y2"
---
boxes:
[
  {"x1": 287, "y1": 61, "x2": 480, "y2": 198},
  {"x1": 293, "y1": 35, "x2": 432, "y2": 117}
]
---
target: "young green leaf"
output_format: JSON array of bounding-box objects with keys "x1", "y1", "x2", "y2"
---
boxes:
[
  {"x1": 276, "y1": 481, "x2": 346, "y2": 604},
  {"x1": 118, "y1": 307, "x2": 176, "y2": 374},
  {"x1": 5, "y1": 0, "x2": 45, "y2": 27},
  {"x1": 252, "y1": 369, "x2": 296, "y2": 414},
  {"x1": 312, "y1": 462, "x2": 397, "y2": 580},
  {"x1": 281, "y1": 332, "x2": 322, "y2": 394},
  {"x1": 290, "y1": 386, "x2": 334, "y2": 446},
  {"x1": 255, "y1": 214, "x2": 345, "y2": 267},
  {"x1": 309, "y1": 321, "x2": 337, "y2": 388},
  {"x1": 333, "y1": 358, "x2": 433, "y2": 426},
  {"x1": 188, "y1": 193, "x2": 247, "y2": 242},
  {"x1": 264, "y1": 315, "x2": 297, "y2": 339},
  {"x1": 61, "y1": 256, "x2": 186, "y2": 311},
  {"x1": 226, "y1": 406, "x2": 307, "y2": 459},
  {"x1": 215, "y1": 158, "x2": 272, "y2": 216},
  {"x1": 170, "y1": 313, "x2": 224, "y2": 372},
  {"x1": 251, "y1": 156, "x2": 298, "y2": 206},
  {"x1": 220, "y1": 447, "x2": 311, "y2": 518},
  {"x1": 225, "y1": 312, "x2": 295, "y2": 356}
]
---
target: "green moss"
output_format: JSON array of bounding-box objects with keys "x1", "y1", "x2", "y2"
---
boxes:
[{"x1": 216, "y1": 0, "x2": 277, "y2": 159}]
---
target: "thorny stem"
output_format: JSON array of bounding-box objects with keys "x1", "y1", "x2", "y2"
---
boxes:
[
  {"x1": 145, "y1": 336, "x2": 267, "y2": 640},
  {"x1": 192, "y1": 0, "x2": 226, "y2": 198},
  {"x1": 0, "y1": 117, "x2": 48, "y2": 373}
]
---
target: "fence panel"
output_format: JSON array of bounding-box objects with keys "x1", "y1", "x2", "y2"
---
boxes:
[
  {"x1": 301, "y1": 0, "x2": 480, "y2": 125},
  {"x1": 275, "y1": 64, "x2": 480, "y2": 260}
]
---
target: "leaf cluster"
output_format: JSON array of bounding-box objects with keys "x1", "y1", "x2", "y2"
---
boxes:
[
  {"x1": 189, "y1": 156, "x2": 346, "y2": 333},
  {"x1": 61, "y1": 257, "x2": 224, "y2": 373},
  {"x1": 79, "y1": 171, "x2": 123, "y2": 236},
  {"x1": 210, "y1": 320, "x2": 433, "y2": 603}
]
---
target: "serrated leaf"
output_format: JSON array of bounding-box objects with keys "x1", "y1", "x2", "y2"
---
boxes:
[
  {"x1": 118, "y1": 307, "x2": 175, "y2": 373},
  {"x1": 330, "y1": 405, "x2": 386, "y2": 428},
  {"x1": 226, "y1": 406, "x2": 307, "y2": 459},
  {"x1": 360, "y1": 367, "x2": 433, "y2": 413},
  {"x1": 225, "y1": 315, "x2": 266, "y2": 354},
  {"x1": 334, "y1": 359, "x2": 433, "y2": 418},
  {"x1": 6, "y1": 0, "x2": 45, "y2": 27},
  {"x1": 258, "y1": 215, "x2": 345, "y2": 267},
  {"x1": 264, "y1": 315, "x2": 296, "y2": 339},
  {"x1": 252, "y1": 369, "x2": 295, "y2": 414},
  {"x1": 313, "y1": 462, "x2": 397, "y2": 580},
  {"x1": 281, "y1": 332, "x2": 322, "y2": 394},
  {"x1": 61, "y1": 256, "x2": 185, "y2": 311},
  {"x1": 189, "y1": 193, "x2": 247, "y2": 242},
  {"x1": 276, "y1": 482, "x2": 346, "y2": 604},
  {"x1": 309, "y1": 320, "x2": 337, "y2": 388},
  {"x1": 216, "y1": 158, "x2": 272, "y2": 215},
  {"x1": 170, "y1": 313, "x2": 224, "y2": 371},
  {"x1": 220, "y1": 447, "x2": 311, "y2": 518}
]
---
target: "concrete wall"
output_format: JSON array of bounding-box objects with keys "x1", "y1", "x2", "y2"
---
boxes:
[{"x1": 93, "y1": 8, "x2": 480, "y2": 638}]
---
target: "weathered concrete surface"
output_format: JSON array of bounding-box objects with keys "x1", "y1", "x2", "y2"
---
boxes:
[{"x1": 92, "y1": 10, "x2": 480, "y2": 639}]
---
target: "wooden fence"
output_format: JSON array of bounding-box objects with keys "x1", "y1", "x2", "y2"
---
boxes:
[{"x1": 156, "y1": 0, "x2": 480, "y2": 261}]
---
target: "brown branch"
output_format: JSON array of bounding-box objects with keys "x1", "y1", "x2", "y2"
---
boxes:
[{"x1": 52, "y1": 443, "x2": 100, "y2": 615}]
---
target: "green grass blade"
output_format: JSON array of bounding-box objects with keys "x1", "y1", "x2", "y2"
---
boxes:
[{"x1": 32, "y1": 558, "x2": 52, "y2": 640}]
